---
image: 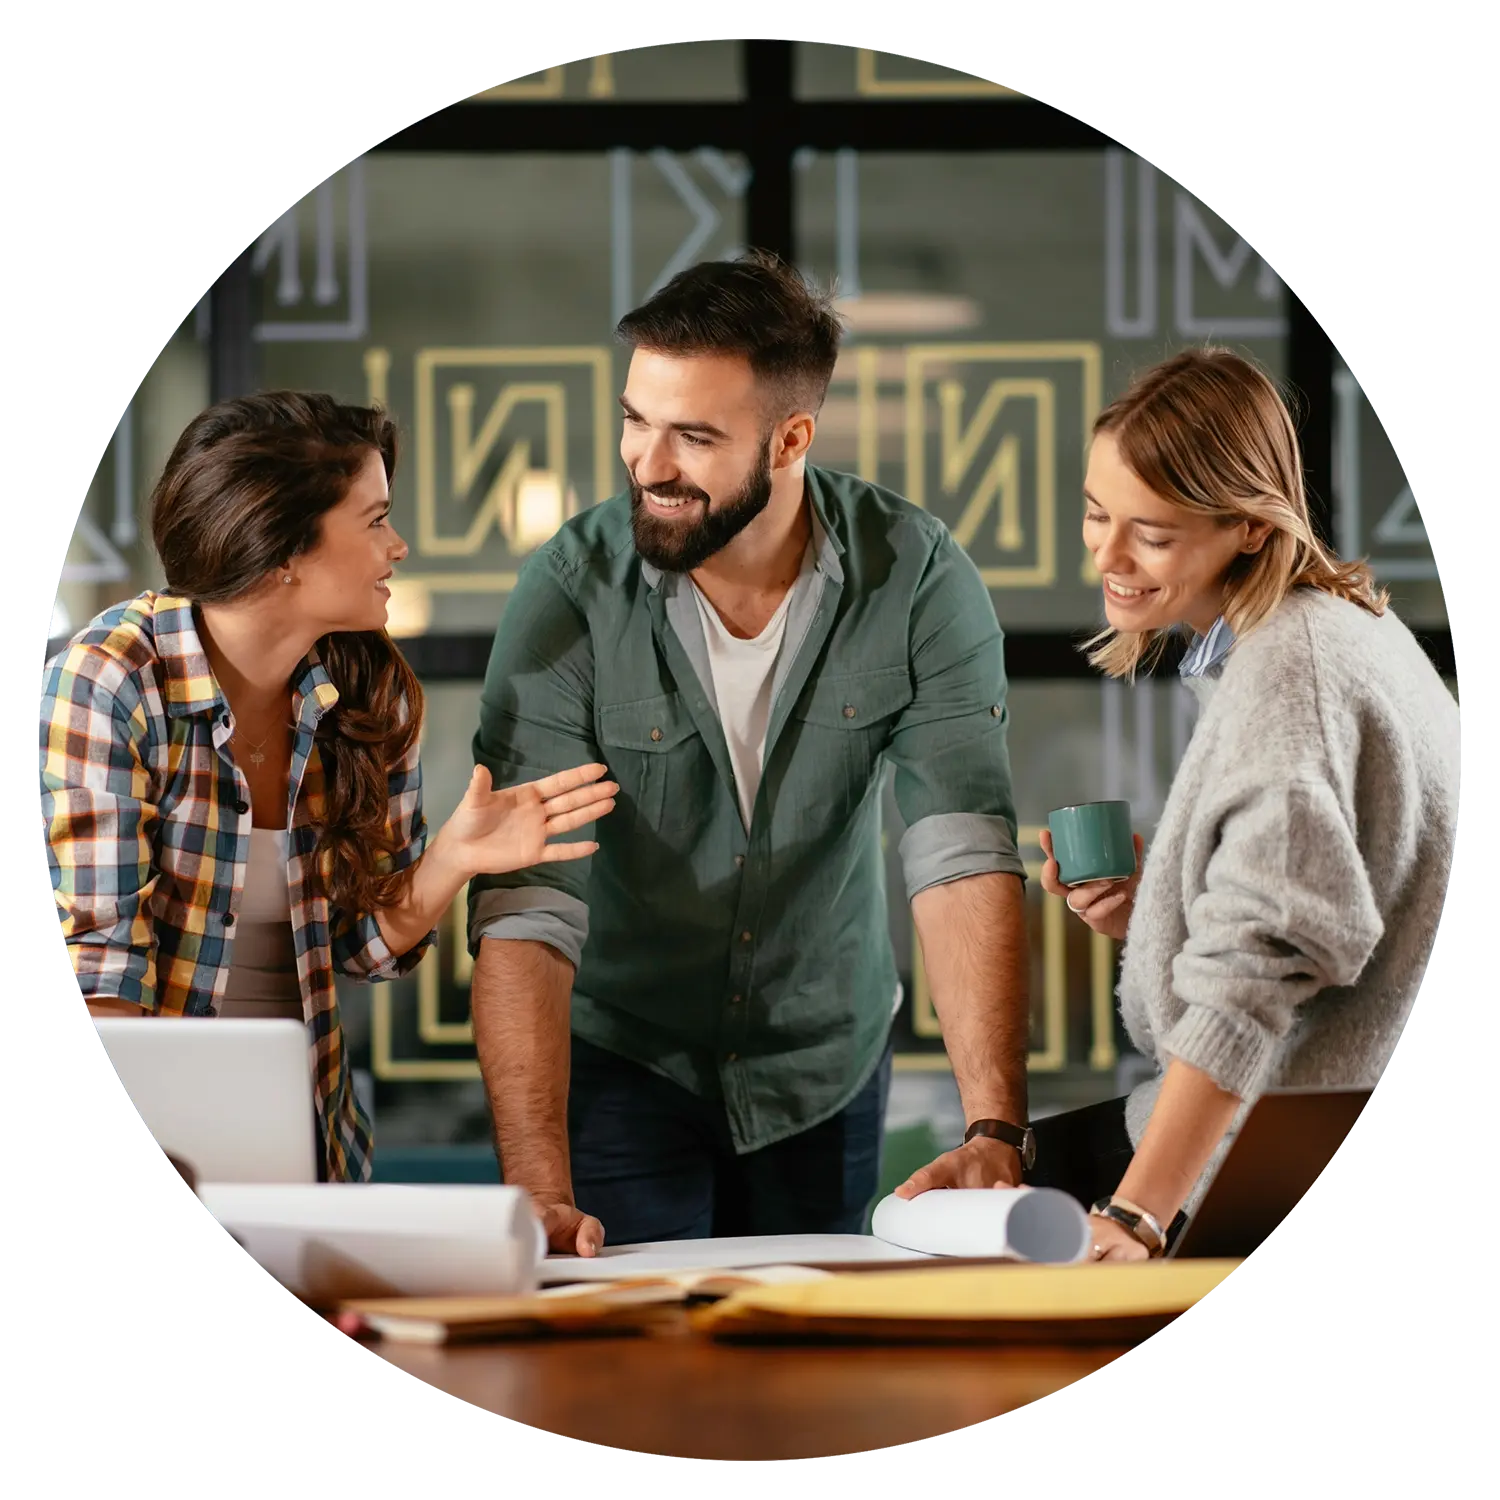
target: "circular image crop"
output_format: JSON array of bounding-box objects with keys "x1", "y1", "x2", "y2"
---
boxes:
[{"x1": 40, "y1": 37, "x2": 1459, "y2": 1462}]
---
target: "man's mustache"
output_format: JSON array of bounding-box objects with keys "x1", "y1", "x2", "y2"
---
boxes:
[{"x1": 632, "y1": 476, "x2": 710, "y2": 504}]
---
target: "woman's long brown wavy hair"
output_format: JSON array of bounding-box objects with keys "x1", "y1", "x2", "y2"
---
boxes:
[
  {"x1": 1087, "y1": 347, "x2": 1388, "y2": 679},
  {"x1": 150, "y1": 391, "x2": 424, "y2": 916}
]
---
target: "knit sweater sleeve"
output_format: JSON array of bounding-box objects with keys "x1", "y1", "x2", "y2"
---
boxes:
[{"x1": 1160, "y1": 774, "x2": 1385, "y2": 1098}]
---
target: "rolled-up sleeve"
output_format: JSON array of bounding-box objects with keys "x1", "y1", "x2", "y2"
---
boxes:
[
  {"x1": 468, "y1": 885, "x2": 590, "y2": 970},
  {"x1": 467, "y1": 552, "x2": 602, "y2": 963},
  {"x1": 898, "y1": 812, "x2": 1024, "y2": 902},
  {"x1": 1162, "y1": 776, "x2": 1385, "y2": 1099},
  {"x1": 885, "y1": 528, "x2": 1025, "y2": 901}
]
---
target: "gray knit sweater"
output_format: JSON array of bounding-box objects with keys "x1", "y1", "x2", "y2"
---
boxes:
[{"x1": 1119, "y1": 588, "x2": 1460, "y2": 1211}]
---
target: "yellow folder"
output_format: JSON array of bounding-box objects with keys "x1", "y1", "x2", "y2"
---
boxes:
[{"x1": 694, "y1": 1259, "x2": 1242, "y2": 1343}]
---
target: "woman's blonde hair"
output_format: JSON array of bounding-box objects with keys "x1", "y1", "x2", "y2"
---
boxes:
[{"x1": 1086, "y1": 347, "x2": 1387, "y2": 680}]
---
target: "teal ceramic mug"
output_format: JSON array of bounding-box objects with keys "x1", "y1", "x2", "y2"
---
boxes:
[{"x1": 1046, "y1": 800, "x2": 1135, "y2": 886}]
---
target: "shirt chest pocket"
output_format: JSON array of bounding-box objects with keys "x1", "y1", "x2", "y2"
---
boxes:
[
  {"x1": 597, "y1": 690, "x2": 715, "y2": 836},
  {"x1": 783, "y1": 667, "x2": 915, "y2": 815}
]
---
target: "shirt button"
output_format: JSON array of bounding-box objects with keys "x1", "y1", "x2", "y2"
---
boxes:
[
  {"x1": 842, "y1": 704, "x2": 857, "y2": 719},
  {"x1": 734, "y1": 854, "x2": 745, "y2": 869},
  {"x1": 990, "y1": 704, "x2": 1002, "y2": 717},
  {"x1": 235, "y1": 799, "x2": 250, "y2": 816},
  {"x1": 222, "y1": 912, "x2": 236, "y2": 928},
  {"x1": 650, "y1": 727, "x2": 663, "y2": 742},
  {"x1": 740, "y1": 930, "x2": 752, "y2": 944}
]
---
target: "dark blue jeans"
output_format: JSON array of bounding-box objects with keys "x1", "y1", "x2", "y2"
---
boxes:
[{"x1": 566, "y1": 1034, "x2": 893, "y2": 1245}]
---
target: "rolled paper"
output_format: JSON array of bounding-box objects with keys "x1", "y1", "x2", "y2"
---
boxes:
[
  {"x1": 196, "y1": 1183, "x2": 543, "y2": 1304},
  {"x1": 870, "y1": 1187, "x2": 1091, "y2": 1264}
]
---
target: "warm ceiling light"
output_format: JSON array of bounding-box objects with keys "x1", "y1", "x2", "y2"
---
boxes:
[
  {"x1": 834, "y1": 292, "x2": 983, "y2": 335},
  {"x1": 384, "y1": 579, "x2": 433, "y2": 639},
  {"x1": 511, "y1": 470, "x2": 568, "y2": 552}
]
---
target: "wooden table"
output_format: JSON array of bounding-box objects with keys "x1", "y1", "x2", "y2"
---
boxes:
[{"x1": 370, "y1": 1311, "x2": 1130, "y2": 1459}]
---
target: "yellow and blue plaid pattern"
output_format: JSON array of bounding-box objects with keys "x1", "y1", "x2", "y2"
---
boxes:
[{"x1": 39, "y1": 591, "x2": 433, "y2": 1182}]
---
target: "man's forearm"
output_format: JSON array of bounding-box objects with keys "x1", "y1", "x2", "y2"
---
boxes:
[
  {"x1": 469, "y1": 936, "x2": 576, "y2": 1198},
  {"x1": 911, "y1": 871, "x2": 1030, "y2": 1124}
]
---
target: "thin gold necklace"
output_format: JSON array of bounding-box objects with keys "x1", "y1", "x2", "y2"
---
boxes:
[{"x1": 232, "y1": 719, "x2": 293, "y2": 768}]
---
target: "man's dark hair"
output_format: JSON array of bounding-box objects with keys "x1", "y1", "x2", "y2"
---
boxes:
[{"x1": 615, "y1": 249, "x2": 844, "y2": 418}]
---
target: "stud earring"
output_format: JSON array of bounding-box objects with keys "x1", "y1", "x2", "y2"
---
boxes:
[{"x1": 282, "y1": 573, "x2": 293, "y2": 584}]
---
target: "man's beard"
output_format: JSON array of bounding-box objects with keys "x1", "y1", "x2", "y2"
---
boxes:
[{"x1": 629, "y1": 446, "x2": 774, "y2": 573}]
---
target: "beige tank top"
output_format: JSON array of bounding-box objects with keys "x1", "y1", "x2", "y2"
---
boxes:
[{"x1": 219, "y1": 828, "x2": 303, "y2": 1021}]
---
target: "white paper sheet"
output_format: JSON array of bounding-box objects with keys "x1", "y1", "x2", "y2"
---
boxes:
[
  {"x1": 539, "y1": 1232, "x2": 934, "y2": 1283},
  {"x1": 870, "y1": 1187, "x2": 1090, "y2": 1263},
  {"x1": 197, "y1": 1183, "x2": 545, "y2": 1302}
]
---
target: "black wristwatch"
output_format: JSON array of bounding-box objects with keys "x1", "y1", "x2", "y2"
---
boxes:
[{"x1": 962, "y1": 1118, "x2": 1036, "y2": 1172}]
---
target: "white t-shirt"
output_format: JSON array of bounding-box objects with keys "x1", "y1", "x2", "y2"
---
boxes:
[
  {"x1": 689, "y1": 552, "x2": 810, "y2": 830},
  {"x1": 219, "y1": 828, "x2": 303, "y2": 1020}
]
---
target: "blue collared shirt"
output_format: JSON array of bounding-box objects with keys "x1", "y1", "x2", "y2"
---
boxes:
[{"x1": 1179, "y1": 616, "x2": 1236, "y2": 679}]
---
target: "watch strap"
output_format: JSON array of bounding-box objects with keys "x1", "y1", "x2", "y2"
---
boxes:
[
  {"x1": 1090, "y1": 1196, "x2": 1166, "y2": 1255},
  {"x1": 962, "y1": 1117, "x2": 1036, "y2": 1171}
]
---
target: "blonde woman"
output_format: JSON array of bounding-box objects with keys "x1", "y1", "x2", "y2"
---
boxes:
[{"x1": 1029, "y1": 347, "x2": 1459, "y2": 1260}]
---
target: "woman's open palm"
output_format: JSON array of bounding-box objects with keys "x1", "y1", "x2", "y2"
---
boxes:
[{"x1": 446, "y1": 763, "x2": 618, "y2": 877}]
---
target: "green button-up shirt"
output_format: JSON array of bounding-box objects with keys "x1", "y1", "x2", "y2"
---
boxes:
[{"x1": 468, "y1": 464, "x2": 1023, "y2": 1153}]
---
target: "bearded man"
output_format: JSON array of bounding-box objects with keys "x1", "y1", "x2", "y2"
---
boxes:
[{"x1": 466, "y1": 251, "x2": 1032, "y2": 1253}]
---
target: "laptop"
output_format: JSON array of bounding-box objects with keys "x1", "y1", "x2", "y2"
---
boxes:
[
  {"x1": 1170, "y1": 1086, "x2": 1371, "y2": 1258},
  {"x1": 94, "y1": 1017, "x2": 319, "y2": 1184}
]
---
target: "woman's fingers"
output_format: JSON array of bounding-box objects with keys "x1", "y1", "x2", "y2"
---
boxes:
[
  {"x1": 541, "y1": 779, "x2": 619, "y2": 816},
  {"x1": 539, "y1": 840, "x2": 601, "y2": 863},
  {"x1": 1064, "y1": 877, "x2": 1124, "y2": 911},
  {"x1": 1037, "y1": 834, "x2": 1068, "y2": 897},
  {"x1": 529, "y1": 762, "x2": 610, "y2": 800},
  {"x1": 1077, "y1": 889, "x2": 1128, "y2": 920},
  {"x1": 543, "y1": 799, "x2": 616, "y2": 836}
]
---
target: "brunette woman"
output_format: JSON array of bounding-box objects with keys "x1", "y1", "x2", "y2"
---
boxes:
[{"x1": 41, "y1": 392, "x2": 616, "y2": 1181}]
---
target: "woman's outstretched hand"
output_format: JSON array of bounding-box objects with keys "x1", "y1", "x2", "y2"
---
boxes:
[
  {"x1": 1038, "y1": 828, "x2": 1145, "y2": 942},
  {"x1": 438, "y1": 763, "x2": 618, "y2": 879}
]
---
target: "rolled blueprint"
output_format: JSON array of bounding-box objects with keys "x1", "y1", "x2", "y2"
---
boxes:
[
  {"x1": 870, "y1": 1187, "x2": 1091, "y2": 1264},
  {"x1": 197, "y1": 1183, "x2": 546, "y2": 1304}
]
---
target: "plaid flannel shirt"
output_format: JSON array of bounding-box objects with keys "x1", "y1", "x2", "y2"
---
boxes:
[{"x1": 40, "y1": 591, "x2": 434, "y2": 1182}]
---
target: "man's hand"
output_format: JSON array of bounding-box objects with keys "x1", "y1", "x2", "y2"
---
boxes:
[
  {"x1": 892, "y1": 1135, "x2": 1024, "y2": 1199},
  {"x1": 533, "y1": 1197, "x2": 606, "y2": 1257}
]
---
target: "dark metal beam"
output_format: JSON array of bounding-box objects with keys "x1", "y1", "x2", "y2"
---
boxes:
[
  {"x1": 371, "y1": 99, "x2": 1118, "y2": 155},
  {"x1": 208, "y1": 247, "x2": 259, "y2": 403},
  {"x1": 1286, "y1": 288, "x2": 1337, "y2": 550},
  {"x1": 742, "y1": 40, "x2": 795, "y2": 260}
]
